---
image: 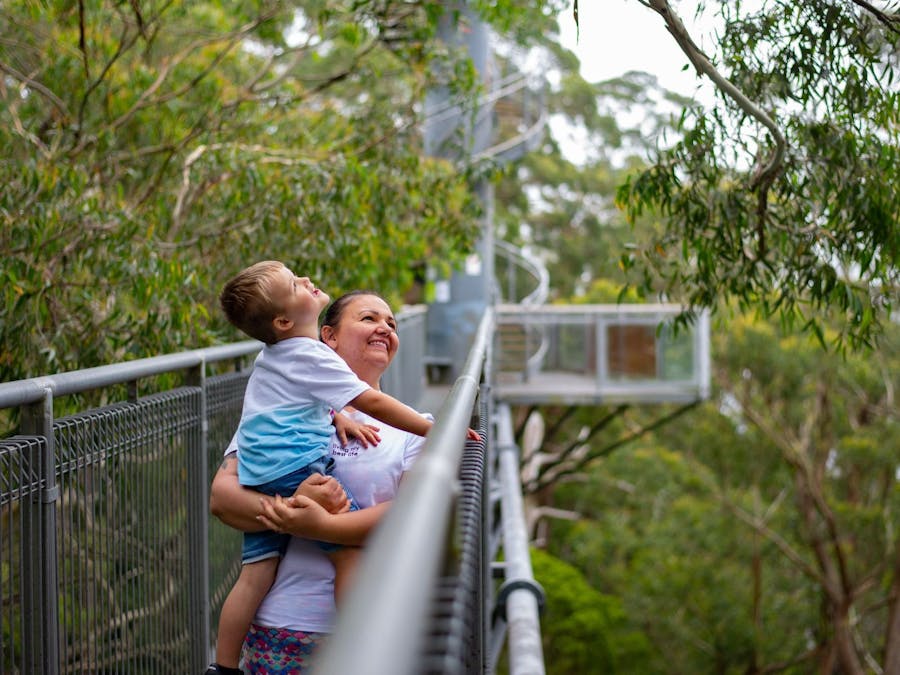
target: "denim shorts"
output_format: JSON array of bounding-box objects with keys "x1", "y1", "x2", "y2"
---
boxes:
[{"x1": 242, "y1": 456, "x2": 358, "y2": 563}]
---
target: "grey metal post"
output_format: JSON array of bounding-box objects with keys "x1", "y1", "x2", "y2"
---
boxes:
[
  {"x1": 186, "y1": 363, "x2": 211, "y2": 671},
  {"x1": 20, "y1": 391, "x2": 60, "y2": 675},
  {"x1": 494, "y1": 404, "x2": 545, "y2": 675}
]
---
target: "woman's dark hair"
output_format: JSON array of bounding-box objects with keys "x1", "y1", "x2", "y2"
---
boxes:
[{"x1": 320, "y1": 290, "x2": 391, "y2": 337}]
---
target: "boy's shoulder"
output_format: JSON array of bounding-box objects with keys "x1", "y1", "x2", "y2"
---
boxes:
[
  {"x1": 268, "y1": 336, "x2": 332, "y2": 356},
  {"x1": 262, "y1": 338, "x2": 352, "y2": 374}
]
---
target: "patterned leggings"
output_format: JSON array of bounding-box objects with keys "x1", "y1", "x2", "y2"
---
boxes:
[{"x1": 241, "y1": 623, "x2": 328, "y2": 674}]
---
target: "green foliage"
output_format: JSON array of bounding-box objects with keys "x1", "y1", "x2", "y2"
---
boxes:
[
  {"x1": 0, "y1": 0, "x2": 495, "y2": 382},
  {"x1": 616, "y1": 1, "x2": 899, "y2": 349},
  {"x1": 530, "y1": 547, "x2": 653, "y2": 674}
]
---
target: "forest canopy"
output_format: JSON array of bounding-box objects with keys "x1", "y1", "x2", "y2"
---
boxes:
[
  {"x1": 0, "y1": 0, "x2": 542, "y2": 380},
  {"x1": 2, "y1": 0, "x2": 897, "y2": 383}
]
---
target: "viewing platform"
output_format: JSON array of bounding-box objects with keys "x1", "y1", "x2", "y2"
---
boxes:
[{"x1": 493, "y1": 303, "x2": 710, "y2": 406}]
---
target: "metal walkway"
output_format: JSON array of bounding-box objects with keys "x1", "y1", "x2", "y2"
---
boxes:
[
  {"x1": 0, "y1": 308, "x2": 542, "y2": 675},
  {"x1": 0, "y1": 299, "x2": 710, "y2": 675}
]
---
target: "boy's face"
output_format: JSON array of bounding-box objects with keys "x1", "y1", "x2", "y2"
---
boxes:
[{"x1": 270, "y1": 264, "x2": 330, "y2": 328}]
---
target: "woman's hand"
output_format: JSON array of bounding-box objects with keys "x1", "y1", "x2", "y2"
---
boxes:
[
  {"x1": 259, "y1": 493, "x2": 393, "y2": 546},
  {"x1": 211, "y1": 454, "x2": 351, "y2": 530},
  {"x1": 257, "y1": 493, "x2": 331, "y2": 539}
]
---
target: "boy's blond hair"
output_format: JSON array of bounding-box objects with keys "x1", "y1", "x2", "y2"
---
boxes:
[{"x1": 220, "y1": 261, "x2": 285, "y2": 344}]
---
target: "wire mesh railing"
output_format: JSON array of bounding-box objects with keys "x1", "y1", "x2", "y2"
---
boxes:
[
  {"x1": 0, "y1": 342, "x2": 260, "y2": 675},
  {"x1": 0, "y1": 306, "x2": 430, "y2": 675},
  {"x1": 1, "y1": 305, "x2": 546, "y2": 674}
]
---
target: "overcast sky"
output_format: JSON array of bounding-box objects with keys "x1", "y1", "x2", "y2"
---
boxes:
[{"x1": 558, "y1": 0, "x2": 716, "y2": 98}]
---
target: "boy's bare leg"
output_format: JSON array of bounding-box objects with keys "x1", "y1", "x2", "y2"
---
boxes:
[
  {"x1": 214, "y1": 557, "x2": 279, "y2": 667},
  {"x1": 327, "y1": 547, "x2": 361, "y2": 604}
]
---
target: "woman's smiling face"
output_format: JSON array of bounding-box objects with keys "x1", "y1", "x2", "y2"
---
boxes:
[{"x1": 321, "y1": 294, "x2": 399, "y2": 383}]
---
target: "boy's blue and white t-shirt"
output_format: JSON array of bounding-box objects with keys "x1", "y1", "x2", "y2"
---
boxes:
[{"x1": 236, "y1": 337, "x2": 370, "y2": 488}]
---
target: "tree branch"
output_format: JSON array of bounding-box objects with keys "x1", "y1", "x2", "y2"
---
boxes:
[
  {"x1": 528, "y1": 402, "x2": 698, "y2": 492},
  {"x1": 720, "y1": 496, "x2": 830, "y2": 589},
  {"x1": 644, "y1": 0, "x2": 787, "y2": 256},
  {"x1": 849, "y1": 0, "x2": 900, "y2": 34}
]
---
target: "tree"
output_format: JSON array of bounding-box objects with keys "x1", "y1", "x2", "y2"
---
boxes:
[
  {"x1": 0, "y1": 1, "x2": 496, "y2": 382},
  {"x1": 542, "y1": 310, "x2": 900, "y2": 673},
  {"x1": 529, "y1": 547, "x2": 654, "y2": 674},
  {"x1": 614, "y1": 1, "x2": 899, "y2": 349},
  {"x1": 493, "y1": 67, "x2": 690, "y2": 300},
  {"x1": 709, "y1": 312, "x2": 900, "y2": 673}
]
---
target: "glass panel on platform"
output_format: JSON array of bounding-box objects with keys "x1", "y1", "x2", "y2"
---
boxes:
[
  {"x1": 606, "y1": 324, "x2": 657, "y2": 379},
  {"x1": 659, "y1": 324, "x2": 695, "y2": 381}
]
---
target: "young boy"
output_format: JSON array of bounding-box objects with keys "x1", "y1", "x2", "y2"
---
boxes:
[{"x1": 206, "y1": 261, "x2": 437, "y2": 675}]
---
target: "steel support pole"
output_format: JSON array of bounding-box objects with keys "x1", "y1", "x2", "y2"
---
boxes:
[
  {"x1": 21, "y1": 391, "x2": 60, "y2": 675},
  {"x1": 494, "y1": 404, "x2": 545, "y2": 675}
]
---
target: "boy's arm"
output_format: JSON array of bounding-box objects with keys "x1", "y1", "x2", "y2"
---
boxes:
[
  {"x1": 210, "y1": 454, "x2": 349, "y2": 531},
  {"x1": 350, "y1": 390, "x2": 481, "y2": 441},
  {"x1": 349, "y1": 389, "x2": 433, "y2": 438},
  {"x1": 258, "y1": 494, "x2": 391, "y2": 546}
]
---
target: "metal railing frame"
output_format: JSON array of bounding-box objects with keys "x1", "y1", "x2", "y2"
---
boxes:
[
  {"x1": 490, "y1": 403, "x2": 545, "y2": 675},
  {"x1": 1, "y1": 340, "x2": 261, "y2": 675},
  {"x1": 495, "y1": 303, "x2": 712, "y2": 404},
  {"x1": 2, "y1": 305, "x2": 548, "y2": 674},
  {"x1": 314, "y1": 309, "x2": 495, "y2": 675}
]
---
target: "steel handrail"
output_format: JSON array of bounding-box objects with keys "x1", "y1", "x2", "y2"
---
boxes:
[
  {"x1": 313, "y1": 309, "x2": 493, "y2": 675},
  {"x1": 0, "y1": 341, "x2": 262, "y2": 408},
  {"x1": 493, "y1": 403, "x2": 545, "y2": 674},
  {"x1": 494, "y1": 241, "x2": 550, "y2": 379}
]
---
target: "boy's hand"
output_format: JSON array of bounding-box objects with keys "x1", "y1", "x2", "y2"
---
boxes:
[
  {"x1": 466, "y1": 427, "x2": 482, "y2": 442},
  {"x1": 333, "y1": 411, "x2": 381, "y2": 447},
  {"x1": 293, "y1": 473, "x2": 351, "y2": 514}
]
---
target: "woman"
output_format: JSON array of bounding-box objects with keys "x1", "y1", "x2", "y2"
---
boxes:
[{"x1": 209, "y1": 290, "x2": 431, "y2": 673}]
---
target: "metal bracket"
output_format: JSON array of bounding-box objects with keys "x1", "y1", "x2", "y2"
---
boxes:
[{"x1": 493, "y1": 577, "x2": 546, "y2": 623}]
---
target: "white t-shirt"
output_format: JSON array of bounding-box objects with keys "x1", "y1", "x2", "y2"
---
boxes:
[
  {"x1": 237, "y1": 337, "x2": 370, "y2": 487},
  {"x1": 252, "y1": 408, "x2": 431, "y2": 632}
]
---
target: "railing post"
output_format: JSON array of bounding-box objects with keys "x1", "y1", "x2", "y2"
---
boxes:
[
  {"x1": 185, "y1": 364, "x2": 211, "y2": 671},
  {"x1": 595, "y1": 313, "x2": 606, "y2": 391},
  {"x1": 494, "y1": 404, "x2": 545, "y2": 675},
  {"x1": 20, "y1": 391, "x2": 60, "y2": 675}
]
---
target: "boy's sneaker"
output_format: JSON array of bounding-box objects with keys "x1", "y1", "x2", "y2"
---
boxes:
[{"x1": 204, "y1": 664, "x2": 243, "y2": 675}]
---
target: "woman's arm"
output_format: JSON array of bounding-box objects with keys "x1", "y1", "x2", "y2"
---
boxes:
[
  {"x1": 257, "y1": 468, "x2": 417, "y2": 545},
  {"x1": 257, "y1": 495, "x2": 390, "y2": 546},
  {"x1": 209, "y1": 453, "x2": 350, "y2": 532}
]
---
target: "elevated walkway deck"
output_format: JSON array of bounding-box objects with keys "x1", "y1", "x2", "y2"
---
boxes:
[
  {"x1": 494, "y1": 371, "x2": 705, "y2": 405},
  {"x1": 493, "y1": 303, "x2": 711, "y2": 407}
]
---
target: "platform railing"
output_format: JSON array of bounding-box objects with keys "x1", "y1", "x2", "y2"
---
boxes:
[
  {"x1": 0, "y1": 340, "x2": 260, "y2": 674},
  {"x1": 495, "y1": 304, "x2": 711, "y2": 405},
  {"x1": 0, "y1": 308, "x2": 427, "y2": 675},
  {"x1": 313, "y1": 309, "x2": 494, "y2": 675}
]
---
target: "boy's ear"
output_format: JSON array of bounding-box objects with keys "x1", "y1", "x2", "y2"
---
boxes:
[{"x1": 273, "y1": 315, "x2": 293, "y2": 333}]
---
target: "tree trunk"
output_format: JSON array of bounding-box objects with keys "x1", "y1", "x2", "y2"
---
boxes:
[
  {"x1": 883, "y1": 546, "x2": 900, "y2": 674},
  {"x1": 831, "y1": 605, "x2": 865, "y2": 675}
]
